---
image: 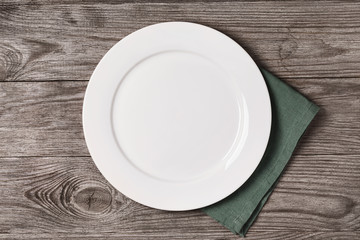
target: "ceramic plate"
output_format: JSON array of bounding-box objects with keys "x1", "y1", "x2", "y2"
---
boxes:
[{"x1": 83, "y1": 22, "x2": 271, "y2": 211}]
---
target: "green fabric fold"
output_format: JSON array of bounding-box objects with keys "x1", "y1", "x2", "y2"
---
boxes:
[{"x1": 202, "y1": 68, "x2": 320, "y2": 236}]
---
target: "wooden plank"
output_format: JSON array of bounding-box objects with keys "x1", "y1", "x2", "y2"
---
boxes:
[
  {"x1": 2, "y1": 0, "x2": 360, "y2": 6},
  {"x1": 1, "y1": 2, "x2": 360, "y2": 81},
  {"x1": 0, "y1": 82, "x2": 86, "y2": 156},
  {"x1": 0, "y1": 155, "x2": 358, "y2": 237},
  {"x1": 0, "y1": 80, "x2": 358, "y2": 157},
  {"x1": 0, "y1": 232, "x2": 359, "y2": 240}
]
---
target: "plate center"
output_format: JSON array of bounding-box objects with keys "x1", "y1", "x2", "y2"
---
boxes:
[{"x1": 112, "y1": 51, "x2": 241, "y2": 181}]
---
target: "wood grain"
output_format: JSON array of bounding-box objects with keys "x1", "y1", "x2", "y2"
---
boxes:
[
  {"x1": 0, "y1": 0, "x2": 359, "y2": 239},
  {"x1": 0, "y1": 155, "x2": 358, "y2": 238},
  {"x1": 0, "y1": 82, "x2": 86, "y2": 156},
  {"x1": 0, "y1": 80, "x2": 359, "y2": 238},
  {"x1": 0, "y1": 1, "x2": 360, "y2": 81},
  {"x1": 0, "y1": 80, "x2": 358, "y2": 157},
  {"x1": 1, "y1": 232, "x2": 359, "y2": 240}
]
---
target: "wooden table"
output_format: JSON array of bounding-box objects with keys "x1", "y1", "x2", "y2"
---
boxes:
[{"x1": 1, "y1": 1, "x2": 359, "y2": 239}]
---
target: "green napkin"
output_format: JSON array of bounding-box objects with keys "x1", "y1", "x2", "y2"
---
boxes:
[{"x1": 202, "y1": 68, "x2": 319, "y2": 236}]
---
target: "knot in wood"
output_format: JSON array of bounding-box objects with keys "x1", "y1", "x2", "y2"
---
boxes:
[{"x1": 69, "y1": 181, "x2": 113, "y2": 216}]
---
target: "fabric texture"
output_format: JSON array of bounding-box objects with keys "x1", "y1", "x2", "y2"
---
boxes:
[{"x1": 202, "y1": 68, "x2": 320, "y2": 236}]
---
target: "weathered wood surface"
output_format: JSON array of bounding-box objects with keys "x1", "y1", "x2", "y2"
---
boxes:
[
  {"x1": 0, "y1": 155, "x2": 359, "y2": 238},
  {"x1": 0, "y1": 0, "x2": 359, "y2": 239},
  {"x1": 1, "y1": 1, "x2": 360, "y2": 81},
  {"x1": 0, "y1": 80, "x2": 358, "y2": 157}
]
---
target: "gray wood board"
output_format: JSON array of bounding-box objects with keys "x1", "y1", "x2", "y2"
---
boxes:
[
  {"x1": 0, "y1": 1, "x2": 359, "y2": 239},
  {"x1": 0, "y1": 1, "x2": 360, "y2": 81},
  {"x1": 0, "y1": 80, "x2": 358, "y2": 157},
  {"x1": 0, "y1": 155, "x2": 359, "y2": 238}
]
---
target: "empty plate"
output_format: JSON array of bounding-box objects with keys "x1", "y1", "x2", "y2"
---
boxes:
[{"x1": 83, "y1": 22, "x2": 271, "y2": 211}]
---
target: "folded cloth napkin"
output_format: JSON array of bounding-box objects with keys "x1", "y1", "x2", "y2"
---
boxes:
[{"x1": 202, "y1": 68, "x2": 319, "y2": 236}]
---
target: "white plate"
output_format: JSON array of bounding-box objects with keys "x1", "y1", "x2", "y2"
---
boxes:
[{"x1": 83, "y1": 22, "x2": 271, "y2": 211}]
